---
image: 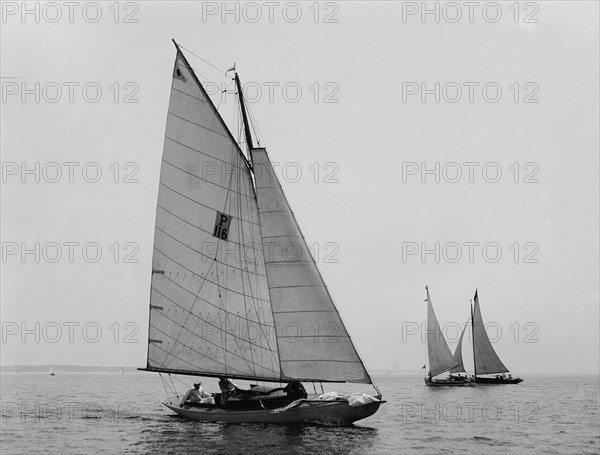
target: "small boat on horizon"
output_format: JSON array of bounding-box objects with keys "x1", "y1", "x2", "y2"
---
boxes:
[
  {"x1": 49, "y1": 365, "x2": 55, "y2": 376},
  {"x1": 424, "y1": 286, "x2": 475, "y2": 387},
  {"x1": 452, "y1": 289, "x2": 523, "y2": 385}
]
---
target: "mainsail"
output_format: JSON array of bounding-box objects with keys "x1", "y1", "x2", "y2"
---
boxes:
[
  {"x1": 472, "y1": 290, "x2": 509, "y2": 375},
  {"x1": 425, "y1": 287, "x2": 460, "y2": 377},
  {"x1": 449, "y1": 322, "x2": 468, "y2": 374},
  {"x1": 145, "y1": 45, "x2": 372, "y2": 385}
]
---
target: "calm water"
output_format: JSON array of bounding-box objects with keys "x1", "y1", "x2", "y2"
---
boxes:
[{"x1": 1, "y1": 374, "x2": 598, "y2": 454}]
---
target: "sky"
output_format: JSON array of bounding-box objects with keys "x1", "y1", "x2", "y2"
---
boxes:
[{"x1": 1, "y1": 1, "x2": 598, "y2": 376}]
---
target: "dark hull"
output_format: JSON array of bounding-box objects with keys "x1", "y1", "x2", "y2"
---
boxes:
[
  {"x1": 163, "y1": 395, "x2": 383, "y2": 424},
  {"x1": 424, "y1": 378, "x2": 476, "y2": 387},
  {"x1": 475, "y1": 377, "x2": 523, "y2": 384}
]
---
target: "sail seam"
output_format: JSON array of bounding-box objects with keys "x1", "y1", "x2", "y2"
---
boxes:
[
  {"x1": 167, "y1": 111, "x2": 230, "y2": 140},
  {"x1": 149, "y1": 313, "x2": 279, "y2": 366},
  {"x1": 159, "y1": 182, "x2": 261, "y2": 227},
  {"x1": 162, "y1": 159, "x2": 255, "y2": 199},
  {"x1": 171, "y1": 85, "x2": 209, "y2": 103},
  {"x1": 251, "y1": 148, "x2": 371, "y2": 384},
  {"x1": 151, "y1": 287, "x2": 278, "y2": 353},
  {"x1": 153, "y1": 247, "x2": 270, "y2": 304},
  {"x1": 152, "y1": 276, "x2": 271, "y2": 323},
  {"x1": 233, "y1": 151, "x2": 281, "y2": 375},
  {"x1": 165, "y1": 135, "x2": 248, "y2": 171},
  {"x1": 150, "y1": 289, "x2": 278, "y2": 352},
  {"x1": 157, "y1": 203, "x2": 262, "y2": 249},
  {"x1": 149, "y1": 332, "x2": 262, "y2": 376},
  {"x1": 159, "y1": 253, "x2": 219, "y2": 369},
  {"x1": 155, "y1": 222, "x2": 266, "y2": 276}
]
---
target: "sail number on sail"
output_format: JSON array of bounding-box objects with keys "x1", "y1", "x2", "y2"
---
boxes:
[{"x1": 212, "y1": 212, "x2": 232, "y2": 241}]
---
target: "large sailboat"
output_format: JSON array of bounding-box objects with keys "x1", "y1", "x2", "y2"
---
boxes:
[
  {"x1": 452, "y1": 290, "x2": 523, "y2": 384},
  {"x1": 137, "y1": 41, "x2": 383, "y2": 424},
  {"x1": 424, "y1": 286, "x2": 475, "y2": 387}
]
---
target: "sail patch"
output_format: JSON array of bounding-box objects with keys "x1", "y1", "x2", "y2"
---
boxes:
[
  {"x1": 212, "y1": 211, "x2": 232, "y2": 241},
  {"x1": 173, "y1": 59, "x2": 187, "y2": 82}
]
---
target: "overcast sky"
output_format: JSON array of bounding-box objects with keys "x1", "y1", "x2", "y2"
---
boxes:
[{"x1": 1, "y1": 1, "x2": 598, "y2": 376}]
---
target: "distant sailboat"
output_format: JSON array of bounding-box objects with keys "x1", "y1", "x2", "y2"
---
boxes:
[
  {"x1": 452, "y1": 290, "x2": 523, "y2": 384},
  {"x1": 137, "y1": 40, "x2": 384, "y2": 424},
  {"x1": 424, "y1": 286, "x2": 475, "y2": 387},
  {"x1": 49, "y1": 365, "x2": 55, "y2": 376},
  {"x1": 119, "y1": 368, "x2": 124, "y2": 374}
]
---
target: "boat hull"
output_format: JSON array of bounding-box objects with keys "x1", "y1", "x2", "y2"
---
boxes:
[
  {"x1": 475, "y1": 377, "x2": 523, "y2": 384},
  {"x1": 424, "y1": 378, "x2": 476, "y2": 387},
  {"x1": 162, "y1": 396, "x2": 383, "y2": 425}
]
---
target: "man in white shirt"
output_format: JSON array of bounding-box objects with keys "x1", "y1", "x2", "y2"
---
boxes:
[{"x1": 180, "y1": 381, "x2": 215, "y2": 407}]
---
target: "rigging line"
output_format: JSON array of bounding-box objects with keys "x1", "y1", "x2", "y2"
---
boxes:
[
  {"x1": 236, "y1": 151, "x2": 280, "y2": 372},
  {"x1": 159, "y1": 182, "x2": 258, "y2": 227},
  {"x1": 151, "y1": 269, "x2": 274, "y2": 324},
  {"x1": 152, "y1": 247, "x2": 270, "y2": 304},
  {"x1": 213, "y1": 151, "x2": 269, "y2": 375},
  {"x1": 235, "y1": 180, "x2": 258, "y2": 380},
  {"x1": 149, "y1": 304, "x2": 278, "y2": 361},
  {"x1": 217, "y1": 151, "x2": 264, "y2": 377},
  {"x1": 172, "y1": 375, "x2": 191, "y2": 388},
  {"x1": 212, "y1": 258, "x2": 263, "y2": 377},
  {"x1": 246, "y1": 155, "x2": 285, "y2": 379},
  {"x1": 235, "y1": 152, "x2": 279, "y2": 377},
  {"x1": 156, "y1": 318, "x2": 267, "y2": 376},
  {"x1": 159, "y1": 373, "x2": 172, "y2": 399},
  {"x1": 153, "y1": 338, "x2": 261, "y2": 377},
  {"x1": 161, "y1": 158, "x2": 255, "y2": 199},
  {"x1": 164, "y1": 134, "x2": 247, "y2": 171},
  {"x1": 216, "y1": 77, "x2": 236, "y2": 111},
  {"x1": 208, "y1": 145, "x2": 259, "y2": 377},
  {"x1": 245, "y1": 101, "x2": 265, "y2": 147},
  {"x1": 178, "y1": 43, "x2": 229, "y2": 76},
  {"x1": 154, "y1": 221, "x2": 265, "y2": 275},
  {"x1": 213, "y1": 253, "x2": 229, "y2": 374},
  {"x1": 168, "y1": 373, "x2": 180, "y2": 398},
  {"x1": 159, "y1": 258, "x2": 217, "y2": 368}
]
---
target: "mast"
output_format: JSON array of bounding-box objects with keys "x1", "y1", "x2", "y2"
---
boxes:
[
  {"x1": 471, "y1": 295, "x2": 476, "y2": 378},
  {"x1": 234, "y1": 72, "x2": 254, "y2": 157}
]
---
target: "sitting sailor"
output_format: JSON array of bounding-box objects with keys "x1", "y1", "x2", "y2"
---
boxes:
[
  {"x1": 180, "y1": 381, "x2": 215, "y2": 407},
  {"x1": 218, "y1": 377, "x2": 241, "y2": 404},
  {"x1": 283, "y1": 380, "x2": 307, "y2": 400}
]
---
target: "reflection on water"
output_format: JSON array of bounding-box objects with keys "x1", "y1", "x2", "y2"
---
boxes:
[{"x1": 135, "y1": 413, "x2": 379, "y2": 455}]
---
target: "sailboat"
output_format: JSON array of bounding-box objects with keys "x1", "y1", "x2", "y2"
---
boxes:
[
  {"x1": 137, "y1": 40, "x2": 383, "y2": 424},
  {"x1": 468, "y1": 290, "x2": 523, "y2": 384},
  {"x1": 424, "y1": 286, "x2": 475, "y2": 387},
  {"x1": 49, "y1": 365, "x2": 55, "y2": 376}
]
